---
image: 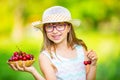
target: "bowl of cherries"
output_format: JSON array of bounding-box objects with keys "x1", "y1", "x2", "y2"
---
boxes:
[{"x1": 8, "y1": 49, "x2": 35, "y2": 67}]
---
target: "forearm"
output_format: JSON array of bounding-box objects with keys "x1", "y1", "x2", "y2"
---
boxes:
[
  {"x1": 86, "y1": 65, "x2": 97, "y2": 80},
  {"x1": 29, "y1": 67, "x2": 45, "y2": 80}
]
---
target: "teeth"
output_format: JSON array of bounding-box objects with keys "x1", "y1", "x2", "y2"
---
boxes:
[{"x1": 51, "y1": 34, "x2": 62, "y2": 40}]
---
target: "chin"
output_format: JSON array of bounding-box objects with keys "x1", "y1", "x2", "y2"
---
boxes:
[{"x1": 53, "y1": 40, "x2": 62, "y2": 44}]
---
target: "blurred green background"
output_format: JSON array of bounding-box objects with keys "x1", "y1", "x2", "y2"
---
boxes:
[{"x1": 0, "y1": 0, "x2": 120, "y2": 80}]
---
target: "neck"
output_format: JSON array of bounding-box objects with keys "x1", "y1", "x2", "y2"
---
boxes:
[{"x1": 56, "y1": 39, "x2": 69, "y2": 51}]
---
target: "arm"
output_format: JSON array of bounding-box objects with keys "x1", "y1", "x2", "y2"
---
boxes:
[
  {"x1": 27, "y1": 66, "x2": 45, "y2": 80},
  {"x1": 39, "y1": 53, "x2": 57, "y2": 80},
  {"x1": 86, "y1": 65, "x2": 97, "y2": 80},
  {"x1": 83, "y1": 49, "x2": 98, "y2": 80}
]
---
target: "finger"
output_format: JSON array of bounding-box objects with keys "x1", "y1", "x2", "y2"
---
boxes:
[
  {"x1": 87, "y1": 50, "x2": 94, "y2": 58},
  {"x1": 8, "y1": 63, "x2": 13, "y2": 69},
  {"x1": 92, "y1": 55, "x2": 98, "y2": 61},
  {"x1": 91, "y1": 53, "x2": 98, "y2": 61},
  {"x1": 10, "y1": 64, "x2": 18, "y2": 71},
  {"x1": 22, "y1": 62, "x2": 26, "y2": 70},
  {"x1": 15, "y1": 62, "x2": 24, "y2": 71},
  {"x1": 7, "y1": 61, "x2": 16, "y2": 70},
  {"x1": 87, "y1": 53, "x2": 93, "y2": 59},
  {"x1": 86, "y1": 50, "x2": 94, "y2": 56},
  {"x1": 91, "y1": 56, "x2": 96, "y2": 60},
  {"x1": 87, "y1": 51, "x2": 96, "y2": 60},
  {"x1": 85, "y1": 50, "x2": 92, "y2": 60}
]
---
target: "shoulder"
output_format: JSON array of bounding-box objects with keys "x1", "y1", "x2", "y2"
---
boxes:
[
  {"x1": 39, "y1": 51, "x2": 52, "y2": 73},
  {"x1": 75, "y1": 44, "x2": 86, "y2": 51},
  {"x1": 75, "y1": 44, "x2": 87, "y2": 55},
  {"x1": 39, "y1": 51, "x2": 57, "y2": 80},
  {"x1": 39, "y1": 50, "x2": 51, "y2": 63}
]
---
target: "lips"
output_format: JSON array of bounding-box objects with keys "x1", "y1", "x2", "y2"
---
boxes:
[{"x1": 51, "y1": 34, "x2": 62, "y2": 40}]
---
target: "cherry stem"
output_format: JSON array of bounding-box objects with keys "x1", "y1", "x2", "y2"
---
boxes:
[{"x1": 16, "y1": 46, "x2": 22, "y2": 53}]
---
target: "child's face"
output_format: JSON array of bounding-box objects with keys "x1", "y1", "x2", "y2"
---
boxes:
[{"x1": 44, "y1": 22, "x2": 70, "y2": 44}]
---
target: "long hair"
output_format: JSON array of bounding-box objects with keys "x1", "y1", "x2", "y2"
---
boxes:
[{"x1": 41, "y1": 22, "x2": 87, "y2": 55}]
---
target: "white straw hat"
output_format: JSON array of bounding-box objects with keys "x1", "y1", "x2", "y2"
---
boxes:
[{"x1": 32, "y1": 6, "x2": 81, "y2": 29}]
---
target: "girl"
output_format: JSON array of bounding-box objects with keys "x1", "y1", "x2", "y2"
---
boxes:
[{"x1": 9, "y1": 6, "x2": 98, "y2": 80}]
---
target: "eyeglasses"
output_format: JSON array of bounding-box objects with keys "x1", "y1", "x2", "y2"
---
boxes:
[{"x1": 44, "y1": 22, "x2": 68, "y2": 33}]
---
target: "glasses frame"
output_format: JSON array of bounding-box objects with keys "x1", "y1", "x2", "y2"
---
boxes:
[{"x1": 44, "y1": 22, "x2": 68, "y2": 33}]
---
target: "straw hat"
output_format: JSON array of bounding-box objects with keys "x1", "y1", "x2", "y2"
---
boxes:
[{"x1": 32, "y1": 6, "x2": 81, "y2": 29}]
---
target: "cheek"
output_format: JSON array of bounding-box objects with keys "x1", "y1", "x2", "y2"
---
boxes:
[
  {"x1": 61, "y1": 30, "x2": 69, "y2": 39},
  {"x1": 46, "y1": 33, "x2": 55, "y2": 41},
  {"x1": 46, "y1": 33, "x2": 51, "y2": 39}
]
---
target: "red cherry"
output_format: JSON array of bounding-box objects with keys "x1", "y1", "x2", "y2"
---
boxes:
[
  {"x1": 84, "y1": 61, "x2": 88, "y2": 65},
  {"x1": 26, "y1": 54, "x2": 31, "y2": 60},
  {"x1": 14, "y1": 52, "x2": 19, "y2": 56},
  {"x1": 15, "y1": 54, "x2": 19, "y2": 58},
  {"x1": 8, "y1": 49, "x2": 34, "y2": 63},
  {"x1": 84, "y1": 61, "x2": 92, "y2": 65},
  {"x1": 11, "y1": 56, "x2": 15, "y2": 60},
  {"x1": 12, "y1": 56, "x2": 19, "y2": 61},
  {"x1": 19, "y1": 55, "x2": 23, "y2": 60},
  {"x1": 22, "y1": 56, "x2": 27, "y2": 61},
  {"x1": 87, "y1": 61, "x2": 91, "y2": 64}
]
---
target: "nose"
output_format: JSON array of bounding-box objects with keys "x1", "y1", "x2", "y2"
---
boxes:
[{"x1": 52, "y1": 27, "x2": 58, "y2": 33}]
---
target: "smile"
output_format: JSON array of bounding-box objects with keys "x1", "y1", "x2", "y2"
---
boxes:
[{"x1": 51, "y1": 34, "x2": 62, "y2": 40}]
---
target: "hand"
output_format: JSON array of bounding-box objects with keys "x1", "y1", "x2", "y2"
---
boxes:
[
  {"x1": 8, "y1": 61, "x2": 45, "y2": 80},
  {"x1": 8, "y1": 61, "x2": 35, "y2": 73},
  {"x1": 86, "y1": 50, "x2": 98, "y2": 66}
]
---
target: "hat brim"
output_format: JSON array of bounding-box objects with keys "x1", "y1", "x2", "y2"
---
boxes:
[{"x1": 32, "y1": 19, "x2": 81, "y2": 29}]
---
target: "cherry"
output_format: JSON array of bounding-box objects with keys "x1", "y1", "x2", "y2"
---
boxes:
[
  {"x1": 22, "y1": 56, "x2": 27, "y2": 61},
  {"x1": 18, "y1": 55, "x2": 23, "y2": 60},
  {"x1": 84, "y1": 61, "x2": 91, "y2": 65},
  {"x1": 8, "y1": 48, "x2": 34, "y2": 62},
  {"x1": 25, "y1": 54, "x2": 31, "y2": 60},
  {"x1": 14, "y1": 52, "x2": 19, "y2": 56},
  {"x1": 12, "y1": 56, "x2": 19, "y2": 61},
  {"x1": 11, "y1": 56, "x2": 14, "y2": 61},
  {"x1": 84, "y1": 61, "x2": 88, "y2": 65},
  {"x1": 87, "y1": 61, "x2": 91, "y2": 64},
  {"x1": 8, "y1": 48, "x2": 35, "y2": 67}
]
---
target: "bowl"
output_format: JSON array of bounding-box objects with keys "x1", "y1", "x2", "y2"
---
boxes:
[{"x1": 8, "y1": 59, "x2": 35, "y2": 67}]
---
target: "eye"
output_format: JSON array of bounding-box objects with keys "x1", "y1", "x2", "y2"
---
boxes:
[
  {"x1": 44, "y1": 23, "x2": 51, "y2": 28},
  {"x1": 46, "y1": 25, "x2": 53, "y2": 29}
]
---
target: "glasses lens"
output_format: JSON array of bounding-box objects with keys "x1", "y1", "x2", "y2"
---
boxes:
[
  {"x1": 56, "y1": 23, "x2": 66, "y2": 31},
  {"x1": 45, "y1": 24, "x2": 53, "y2": 32}
]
